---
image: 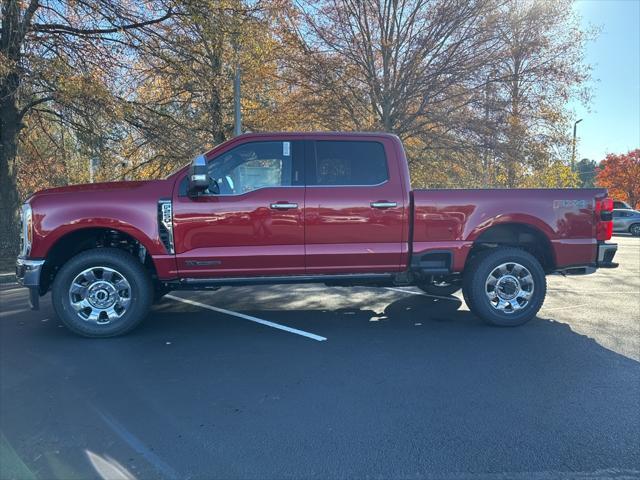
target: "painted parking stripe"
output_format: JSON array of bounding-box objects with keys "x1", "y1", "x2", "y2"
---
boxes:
[
  {"x1": 166, "y1": 294, "x2": 327, "y2": 342},
  {"x1": 385, "y1": 287, "x2": 460, "y2": 302}
]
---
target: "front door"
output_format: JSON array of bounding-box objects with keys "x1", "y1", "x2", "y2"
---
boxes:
[
  {"x1": 173, "y1": 140, "x2": 305, "y2": 278},
  {"x1": 304, "y1": 138, "x2": 406, "y2": 274}
]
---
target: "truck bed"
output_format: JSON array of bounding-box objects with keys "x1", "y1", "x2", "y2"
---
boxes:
[{"x1": 411, "y1": 188, "x2": 609, "y2": 271}]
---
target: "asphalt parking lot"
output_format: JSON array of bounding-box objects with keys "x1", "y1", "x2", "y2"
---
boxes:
[{"x1": 1, "y1": 236, "x2": 639, "y2": 480}]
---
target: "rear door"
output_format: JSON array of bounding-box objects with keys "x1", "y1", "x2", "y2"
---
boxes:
[
  {"x1": 304, "y1": 138, "x2": 405, "y2": 274},
  {"x1": 172, "y1": 139, "x2": 305, "y2": 277}
]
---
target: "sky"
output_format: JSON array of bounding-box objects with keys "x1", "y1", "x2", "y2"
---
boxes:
[{"x1": 570, "y1": 0, "x2": 640, "y2": 163}]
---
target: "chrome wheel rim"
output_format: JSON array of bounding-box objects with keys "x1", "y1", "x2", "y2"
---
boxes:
[
  {"x1": 631, "y1": 224, "x2": 640, "y2": 236},
  {"x1": 485, "y1": 262, "x2": 534, "y2": 314},
  {"x1": 68, "y1": 266, "x2": 132, "y2": 324}
]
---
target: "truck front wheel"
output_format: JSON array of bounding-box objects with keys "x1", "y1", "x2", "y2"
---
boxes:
[
  {"x1": 462, "y1": 248, "x2": 546, "y2": 327},
  {"x1": 52, "y1": 248, "x2": 153, "y2": 337}
]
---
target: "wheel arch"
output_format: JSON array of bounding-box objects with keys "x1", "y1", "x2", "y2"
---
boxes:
[
  {"x1": 39, "y1": 227, "x2": 158, "y2": 294},
  {"x1": 466, "y1": 222, "x2": 556, "y2": 273}
]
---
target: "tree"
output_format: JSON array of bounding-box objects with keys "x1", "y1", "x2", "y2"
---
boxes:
[
  {"x1": 596, "y1": 150, "x2": 640, "y2": 209},
  {"x1": 519, "y1": 160, "x2": 579, "y2": 188},
  {"x1": 0, "y1": 0, "x2": 174, "y2": 257},
  {"x1": 123, "y1": 0, "x2": 285, "y2": 174},
  {"x1": 576, "y1": 158, "x2": 597, "y2": 187},
  {"x1": 280, "y1": 0, "x2": 497, "y2": 138},
  {"x1": 492, "y1": 0, "x2": 592, "y2": 186},
  {"x1": 278, "y1": 0, "x2": 592, "y2": 189}
]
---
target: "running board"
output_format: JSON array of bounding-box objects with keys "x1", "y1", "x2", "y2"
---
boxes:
[{"x1": 164, "y1": 273, "x2": 396, "y2": 289}]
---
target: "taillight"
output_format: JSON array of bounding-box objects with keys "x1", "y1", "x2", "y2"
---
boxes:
[{"x1": 595, "y1": 197, "x2": 613, "y2": 241}]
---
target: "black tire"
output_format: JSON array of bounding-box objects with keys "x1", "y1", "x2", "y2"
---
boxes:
[
  {"x1": 629, "y1": 223, "x2": 640, "y2": 237},
  {"x1": 462, "y1": 247, "x2": 546, "y2": 327},
  {"x1": 418, "y1": 282, "x2": 460, "y2": 296},
  {"x1": 153, "y1": 285, "x2": 171, "y2": 303},
  {"x1": 51, "y1": 248, "x2": 153, "y2": 337}
]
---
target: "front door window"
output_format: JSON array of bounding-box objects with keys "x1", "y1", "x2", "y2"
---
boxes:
[{"x1": 207, "y1": 141, "x2": 298, "y2": 195}]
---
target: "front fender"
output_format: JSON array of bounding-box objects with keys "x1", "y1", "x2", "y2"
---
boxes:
[{"x1": 28, "y1": 191, "x2": 168, "y2": 258}]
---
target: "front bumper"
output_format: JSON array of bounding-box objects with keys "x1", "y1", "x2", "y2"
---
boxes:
[
  {"x1": 597, "y1": 242, "x2": 618, "y2": 268},
  {"x1": 16, "y1": 257, "x2": 45, "y2": 310}
]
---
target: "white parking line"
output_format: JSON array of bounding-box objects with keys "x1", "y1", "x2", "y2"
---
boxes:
[
  {"x1": 165, "y1": 294, "x2": 327, "y2": 342},
  {"x1": 385, "y1": 287, "x2": 460, "y2": 302}
]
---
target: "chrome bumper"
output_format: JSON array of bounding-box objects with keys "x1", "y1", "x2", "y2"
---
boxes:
[
  {"x1": 16, "y1": 257, "x2": 45, "y2": 310},
  {"x1": 597, "y1": 242, "x2": 618, "y2": 268}
]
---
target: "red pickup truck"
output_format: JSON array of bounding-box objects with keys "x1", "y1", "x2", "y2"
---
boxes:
[{"x1": 16, "y1": 132, "x2": 618, "y2": 337}]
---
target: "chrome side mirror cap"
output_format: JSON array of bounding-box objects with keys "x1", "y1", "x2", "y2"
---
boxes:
[{"x1": 188, "y1": 154, "x2": 209, "y2": 195}]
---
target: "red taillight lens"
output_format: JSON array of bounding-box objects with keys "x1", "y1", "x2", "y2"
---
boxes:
[
  {"x1": 597, "y1": 221, "x2": 613, "y2": 241},
  {"x1": 595, "y1": 197, "x2": 613, "y2": 241}
]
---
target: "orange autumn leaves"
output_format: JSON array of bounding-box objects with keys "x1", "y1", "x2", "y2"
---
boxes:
[{"x1": 596, "y1": 150, "x2": 640, "y2": 209}]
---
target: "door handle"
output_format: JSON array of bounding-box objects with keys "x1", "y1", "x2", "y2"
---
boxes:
[
  {"x1": 370, "y1": 201, "x2": 397, "y2": 209},
  {"x1": 270, "y1": 202, "x2": 298, "y2": 210}
]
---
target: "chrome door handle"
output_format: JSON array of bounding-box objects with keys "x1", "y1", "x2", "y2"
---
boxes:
[
  {"x1": 270, "y1": 203, "x2": 298, "y2": 210},
  {"x1": 370, "y1": 201, "x2": 397, "y2": 209}
]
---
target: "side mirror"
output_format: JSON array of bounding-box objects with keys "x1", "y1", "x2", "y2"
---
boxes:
[{"x1": 188, "y1": 154, "x2": 209, "y2": 196}]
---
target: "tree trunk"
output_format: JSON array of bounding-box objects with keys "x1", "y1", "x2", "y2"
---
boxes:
[
  {"x1": 0, "y1": 0, "x2": 24, "y2": 259},
  {"x1": 0, "y1": 81, "x2": 22, "y2": 259}
]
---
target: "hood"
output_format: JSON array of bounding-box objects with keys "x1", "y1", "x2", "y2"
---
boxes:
[{"x1": 30, "y1": 180, "x2": 164, "y2": 198}]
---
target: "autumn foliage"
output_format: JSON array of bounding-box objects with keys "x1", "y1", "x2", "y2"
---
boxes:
[
  {"x1": 596, "y1": 150, "x2": 640, "y2": 209},
  {"x1": 0, "y1": 0, "x2": 596, "y2": 254}
]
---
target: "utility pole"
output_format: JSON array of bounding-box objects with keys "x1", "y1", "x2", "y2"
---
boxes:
[
  {"x1": 89, "y1": 157, "x2": 99, "y2": 183},
  {"x1": 233, "y1": 32, "x2": 241, "y2": 137},
  {"x1": 571, "y1": 118, "x2": 583, "y2": 168},
  {"x1": 482, "y1": 71, "x2": 495, "y2": 187}
]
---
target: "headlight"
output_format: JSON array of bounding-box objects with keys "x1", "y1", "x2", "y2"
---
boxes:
[{"x1": 20, "y1": 203, "x2": 33, "y2": 257}]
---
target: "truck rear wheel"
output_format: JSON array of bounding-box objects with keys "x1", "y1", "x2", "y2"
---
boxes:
[
  {"x1": 462, "y1": 247, "x2": 546, "y2": 327},
  {"x1": 52, "y1": 248, "x2": 153, "y2": 337}
]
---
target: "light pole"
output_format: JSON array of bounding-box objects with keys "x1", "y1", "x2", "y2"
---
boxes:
[
  {"x1": 571, "y1": 118, "x2": 583, "y2": 168},
  {"x1": 232, "y1": 32, "x2": 241, "y2": 137},
  {"x1": 89, "y1": 157, "x2": 99, "y2": 183}
]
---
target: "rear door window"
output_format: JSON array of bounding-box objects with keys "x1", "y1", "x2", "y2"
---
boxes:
[{"x1": 308, "y1": 141, "x2": 389, "y2": 186}]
